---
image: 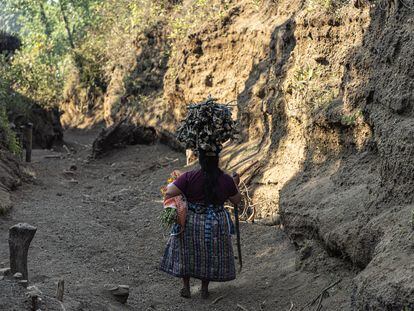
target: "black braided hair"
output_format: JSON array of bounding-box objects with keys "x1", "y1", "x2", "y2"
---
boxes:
[{"x1": 198, "y1": 149, "x2": 221, "y2": 205}]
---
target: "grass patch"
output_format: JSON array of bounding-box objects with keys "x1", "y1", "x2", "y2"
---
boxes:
[
  {"x1": 284, "y1": 63, "x2": 340, "y2": 114},
  {"x1": 341, "y1": 110, "x2": 363, "y2": 126}
]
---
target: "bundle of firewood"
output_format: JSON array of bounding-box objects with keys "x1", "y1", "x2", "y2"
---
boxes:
[{"x1": 176, "y1": 97, "x2": 237, "y2": 152}]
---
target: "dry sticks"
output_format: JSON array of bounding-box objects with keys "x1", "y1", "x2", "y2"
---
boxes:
[
  {"x1": 299, "y1": 279, "x2": 342, "y2": 311},
  {"x1": 176, "y1": 97, "x2": 238, "y2": 152}
]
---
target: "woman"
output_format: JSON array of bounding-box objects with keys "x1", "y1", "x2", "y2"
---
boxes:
[{"x1": 160, "y1": 149, "x2": 242, "y2": 299}]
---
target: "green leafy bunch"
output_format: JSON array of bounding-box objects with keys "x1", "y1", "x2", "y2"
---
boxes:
[{"x1": 159, "y1": 207, "x2": 177, "y2": 228}]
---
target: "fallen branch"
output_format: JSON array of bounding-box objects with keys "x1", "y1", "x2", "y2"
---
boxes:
[
  {"x1": 246, "y1": 205, "x2": 256, "y2": 222},
  {"x1": 63, "y1": 145, "x2": 71, "y2": 154},
  {"x1": 288, "y1": 302, "x2": 294, "y2": 311},
  {"x1": 316, "y1": 293, "x2": 324, "y2": 311},
  {"x1": 240, "y1": 181, "x2": 252, "y2": 220},
  {"x1": 237, "y1": 304, "x2": 249, "y2": 311},
  {"x1": 299, "y1": 279, "x2": 341, "y2": 311},
  {"x1": 211, "y1": 295, "x2": 225, "y2": 305}
]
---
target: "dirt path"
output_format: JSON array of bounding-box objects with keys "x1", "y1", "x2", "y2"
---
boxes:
[{"x1": 0, "y1": 130, "x2": 354, "y2": 311}]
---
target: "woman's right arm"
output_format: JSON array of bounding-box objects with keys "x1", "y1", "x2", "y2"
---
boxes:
[
  {"x1": 165, "y1": 172, "x2": 187, "y2": 199},
  {"x1": 165, "y1": 183, "x2": 183, "y2": 199}
]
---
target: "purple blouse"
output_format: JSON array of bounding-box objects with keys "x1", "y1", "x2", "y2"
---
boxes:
[{"x1": 173, "y1": 169, "x2": 238, "y2": 204}]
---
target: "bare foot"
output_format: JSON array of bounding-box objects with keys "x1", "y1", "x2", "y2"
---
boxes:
[{"x1": 180, "y1": 287, "x2": 191, "y2": 298}]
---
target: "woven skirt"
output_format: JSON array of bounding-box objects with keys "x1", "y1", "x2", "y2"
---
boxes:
[{"x1": 160, "y1": 203, "x2": 236, "y2": 282}]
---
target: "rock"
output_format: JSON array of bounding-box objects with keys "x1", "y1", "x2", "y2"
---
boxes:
[
  {"x1": 62, "y1": 170, "x2": 76, "y2": 177},
  {"x1": 13, "y1": 272, "x2": 23, "y2": 279},
  {"x1": 26, "y1": 285, "x2": 42, "y2": 296},
  {"x1": 0, "y1": 276, "x2": 4, "y2": 281},
  {"x1": 26, "y1": 285, "x2": 42, "y2": 310},
  {"x1": 299, "y1": 244, "x2": 312, "y2": 261},
  {"x1": 104, "y1": 284, "x2": 130, "y2": 304},
  {"x1": 68, "y1": 179, "x2": 79, "y2": 185},
  {"x1": 0, "y1": 267, "x2": 11, "y2": 276}
]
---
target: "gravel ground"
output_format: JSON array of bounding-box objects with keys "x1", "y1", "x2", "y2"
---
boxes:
[{"x1": 0, "y1": 130, "x2": 354, "y2": 310}]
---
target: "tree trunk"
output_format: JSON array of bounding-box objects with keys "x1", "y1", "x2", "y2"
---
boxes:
[
  {"x1": 8, "y1": 223, "x2": 37, "y2": 281},
  {"x1": 58, "y1": 0, "x2": 75, "y2": 49},
  {"x1": 39, "y1": 2, "x2": 52, "y2": 38}
]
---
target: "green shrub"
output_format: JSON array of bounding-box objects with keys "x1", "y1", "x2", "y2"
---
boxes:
[
  {"x1": 341, "y1": 110, "x2": 362, "y2": 126},
  {"x1": 0, "y1": 105, "x2": 21, "y2": 155}
]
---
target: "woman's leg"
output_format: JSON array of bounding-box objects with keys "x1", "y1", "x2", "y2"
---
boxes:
[
  {"x1": 201, "y1": 279, "x2": 209, "y2": 299},
  {"x1": 180, "y1": 276, "x2": 191, "y2": 298}
]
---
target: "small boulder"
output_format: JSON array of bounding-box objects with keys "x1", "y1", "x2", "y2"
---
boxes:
[
  {"x1": 104, "y1": 284, "x2": 130, "y2": 304},
  {"x1": 62, "y1": 170, "x2": 76, "y2": 177},
  {"x1": 13, "y1": 272, "x2": 23, "y2": 279},
  {"x1": 68, "y1": 179, "x2": 79, "y2": 185}
]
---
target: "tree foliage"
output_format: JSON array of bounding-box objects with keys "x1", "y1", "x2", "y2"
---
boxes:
[
  {"x1": 0, "y1": 0, "x2": 101, "y2": 106},
  {"x1": 0, "y1": 0, "x2": 232, "y2": 110}
]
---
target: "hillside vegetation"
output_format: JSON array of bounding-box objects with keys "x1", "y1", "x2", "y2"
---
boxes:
[{"x1": 1, "y1": 0, "x2": 413, "y2": 309}]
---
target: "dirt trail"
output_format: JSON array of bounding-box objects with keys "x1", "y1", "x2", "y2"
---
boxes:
[{"x1": 1, "y1": 130, "x2": 354, "y2": 311}]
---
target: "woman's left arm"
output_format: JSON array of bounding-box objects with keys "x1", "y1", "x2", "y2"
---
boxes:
[{"x1": 165, "y1": 183, "x2": 183, "y2": 199}]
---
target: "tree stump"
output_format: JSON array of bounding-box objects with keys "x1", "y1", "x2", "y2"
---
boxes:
[{"x1": 8, "y1": 223, "x2": 37, "y2": 281}]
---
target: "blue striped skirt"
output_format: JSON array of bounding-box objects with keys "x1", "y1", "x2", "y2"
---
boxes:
[{"x1": 160, "y1": 202, "x2": 236, "y2": 282}]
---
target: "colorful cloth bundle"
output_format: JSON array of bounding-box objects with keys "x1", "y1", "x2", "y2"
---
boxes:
[
  {"x1": 176, "y1": 97, "x2": 238, "y2": 152},
  {"x1": 160, "y1": 170, "x2": 187, "y2": 234}
]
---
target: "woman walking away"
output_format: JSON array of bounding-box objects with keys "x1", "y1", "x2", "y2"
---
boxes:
[{"x1": 160, "y1": 149, "x2": 242, "y2": 299}]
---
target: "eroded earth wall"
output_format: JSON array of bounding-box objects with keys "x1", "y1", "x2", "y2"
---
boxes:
[{"x1": 62, "y1": 0, "x2": 414, "y2": 309}]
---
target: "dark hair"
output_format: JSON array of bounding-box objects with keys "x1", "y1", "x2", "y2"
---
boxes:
[{"x1": 198, "y1": 150, "x2": 221, "y2": 205}]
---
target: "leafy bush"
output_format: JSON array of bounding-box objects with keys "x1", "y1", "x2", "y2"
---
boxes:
[
  {"x1": 0, "y1": 0, "x2": 233, "y2": 118},
  {"x1": 0, "y1": 106, "x2": 21, "y2": 155},
  {"x1": 285, "y1": 62, "x2": 340, "y2": 113},
  {"x1": 341, "y1": 110, "x2": 363, "y2": 126}
]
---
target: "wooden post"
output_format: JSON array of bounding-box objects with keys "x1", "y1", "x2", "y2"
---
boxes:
[
  {"x1": 56, "y1": 278, "x2": 64, "y2": 301},
  {"x1": 8, "y1": 223, "x2": 37, "y2": 281},
  {"x1": 25, "y1": 123, "x2": 33, "y2": 163}
]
